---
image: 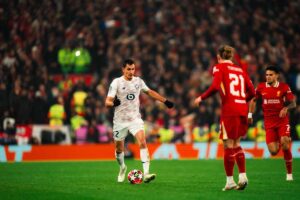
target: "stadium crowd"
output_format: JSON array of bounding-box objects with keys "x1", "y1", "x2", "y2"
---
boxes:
[{"x1": 0, "y1": 0, "x2": 300, "y2": 144}]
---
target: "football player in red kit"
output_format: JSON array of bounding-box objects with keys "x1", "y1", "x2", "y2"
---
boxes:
[
  {"x1": 195, "y1": 45, "x2": 255, "y2": 191},
  {"x1": 248, "y1": 66, "x2": 296, "y2": 181}
]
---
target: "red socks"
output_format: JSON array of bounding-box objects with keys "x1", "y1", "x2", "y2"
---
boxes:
[
  {"x1": 283, "y1": 149, "x2": 292, "y2": 174},
  {"x1": 234, "y1": 146, "x2": 246, "y2": 173},
  {"x1": 224, "y1": 148, "x2": 235, "y2": 176}
]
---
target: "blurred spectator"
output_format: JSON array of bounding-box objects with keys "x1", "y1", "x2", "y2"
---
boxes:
[
  {"x1": 0, "y1": 0, "x2": 299, "y2": 143},
  {"x1": 48, "y1": 96, "x2": 66, "y2": 126},
  {"x1": 58, "y1": 42, "x2": 74, "y2": 73}
]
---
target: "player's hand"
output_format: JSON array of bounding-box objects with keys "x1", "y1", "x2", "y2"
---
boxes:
[
  {"x1": 164, "y1": 99, "x2": 174, "y2": 108},
  {"x1": 113, "y1": 97, "x2": 121, "y2": 107},
  {"x1": 279, "y1": 107, "x2": 288, "y2": 118},
  {"x1": 247, "y1": 117, "x2": 253, "y2": 124},
  {"x1": 194, "y1": 96, "x2": 202, "y2": 106}
]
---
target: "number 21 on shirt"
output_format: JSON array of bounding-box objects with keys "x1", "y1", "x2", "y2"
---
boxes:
[{"x1": 229, "y1": 73, "x2": 245, "y2": 98}]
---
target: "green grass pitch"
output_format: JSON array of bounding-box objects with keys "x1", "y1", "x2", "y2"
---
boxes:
[{"x1": 0, "y1": 159, "x2": 299, "y2": 200}]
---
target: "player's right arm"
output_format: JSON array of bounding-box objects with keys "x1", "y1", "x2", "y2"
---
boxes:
[
  {"x1": 195, "y1": 65, "x2": 222, "y2": 105},
  {"x1": 105, "y1": 79, "x2": 120, "y2": 107},
  {"x1": 247, "y1": 84, "x2": 261, "y2": 124}
]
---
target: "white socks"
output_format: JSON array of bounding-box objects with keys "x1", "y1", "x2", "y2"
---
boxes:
[
  {"x1": 226, "y1": 176, "x2": 234, "y2": 183},
  {"x1": 115, "y1": 152, "x2": 125, "y2": 168},
  {"x1": 116, "y1": 149, "x2": 150, "y2": 175},
  {"x1": 140, "y1": 148, "x2": 150, "y2": 175}
]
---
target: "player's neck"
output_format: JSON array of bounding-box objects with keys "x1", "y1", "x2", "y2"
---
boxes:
[
  {"x1": 122, "y1": 75, "x2": 132, "y2": 81},
  {"x1": 219, "y1": 59, "x2": 233, "y2": 64},
  {"x1": 267, "y1": 81, "x2": 279, "y2": 87}
]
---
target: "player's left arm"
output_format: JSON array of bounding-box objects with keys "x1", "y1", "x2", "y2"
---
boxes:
[
  {"x1": 279, "y1": 85, "x2": 296, "y2": 118},
  {"x1": 144, "y1": 89, "x2": 174, "y2": 108},
  {"x1": 140, "y1": 78, "x2": 174, "y2": 108}
]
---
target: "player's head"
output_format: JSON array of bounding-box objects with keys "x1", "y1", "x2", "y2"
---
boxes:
[
  {"x1": 122, "y1": 59, "x2": 135, "y2": 80},
  {"x1": 265, "y1": 66, "x2": 280, "y2": 85},
  {"x1": 217, "y1": 45, "x2": 234, "y2": 63}
]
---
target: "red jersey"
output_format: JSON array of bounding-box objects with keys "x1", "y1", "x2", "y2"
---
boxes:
[
  {"x1": 255, "y1": 81, "x2": 294, "y2": 127},
  {"x1": 201, "y1": 62, "x2": 255, "y2": 117}
]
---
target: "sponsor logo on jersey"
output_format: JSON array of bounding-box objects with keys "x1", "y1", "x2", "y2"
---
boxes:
[
  {"x1": 263, "y1": 99, "x2": 280, "y2": 104},
  {"x1": 126, "y1": 94, "x2": 135, "y2": 100}
]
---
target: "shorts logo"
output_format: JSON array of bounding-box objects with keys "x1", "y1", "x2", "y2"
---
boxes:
[{"x1": 127, "y1": 94, "x2": 135, "y2": 100}]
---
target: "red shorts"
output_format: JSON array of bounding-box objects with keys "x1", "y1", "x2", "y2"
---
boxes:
[
  {"x1": 219, "y1": 116, "x2": 248, "y2": 140},
  {"x1": 265, "y1": 123, "x2": 290, "y2": 144}
]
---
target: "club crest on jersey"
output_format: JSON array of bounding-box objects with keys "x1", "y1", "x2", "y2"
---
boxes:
[
  {"x1": 277, "y1": 91, "x2": 281, "y2": 97},
  {"x1": 135, "y1": 84, "x2": 139, "y2": 89}
]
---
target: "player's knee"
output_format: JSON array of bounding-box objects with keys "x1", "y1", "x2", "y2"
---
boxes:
[
  {"x1": 268, "y1": 146, "x2": 279, "y2": 155},
  {"x1": 281, "y1": 137, "x2": 291, "y2": 150},
  {"x1": 139, "y1": 141, "x2": 147, "y2": 149},
  {"x1": 269, "y1": 151, "x2": 278, "y2": 156}
]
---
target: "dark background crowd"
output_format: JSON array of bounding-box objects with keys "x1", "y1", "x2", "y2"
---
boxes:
[{"x1": 0, "y1": 0, "x2": 300, "y2": 144}]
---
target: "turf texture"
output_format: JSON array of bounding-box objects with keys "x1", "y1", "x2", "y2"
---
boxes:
[{"x1": 0, "y1": 159, "x2": 299, "y2": 200}]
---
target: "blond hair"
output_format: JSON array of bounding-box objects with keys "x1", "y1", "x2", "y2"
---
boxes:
[{"x1": 218, "y1": 45, "x2": 235, "y2": 60}]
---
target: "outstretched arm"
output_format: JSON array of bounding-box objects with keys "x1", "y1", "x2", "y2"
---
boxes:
[{"x1": 145, "y1": 89, "x2": 174, "y2": 108}]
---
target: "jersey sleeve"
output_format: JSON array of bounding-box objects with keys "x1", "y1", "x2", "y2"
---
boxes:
[
  {"x1": 255, "y1": 84, "x2": 263, "y2": 99},
  {"x1": 200, "y1": 65, "x2": 221, "y2": 100},
  {"x1": 140, "y1": 78, "x2": 150, "y2": 92},
  {"x1": 284, "y1": 84, "x2": 295, "y2": 101},
  {"x1": 107, "y1": 79, "x2": 118, "y2": 97}
]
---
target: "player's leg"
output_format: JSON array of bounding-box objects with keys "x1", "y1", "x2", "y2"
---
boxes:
[
  {"x1": 115, "y1": 140, "x2": 127, "y2": 182},
  {"x1": 279, "y1": 124, "x2": 293, "y2": 181},
  {"x1": 266, "y1": 128, "x2": 280, "y2": 156},
  {"x1": 134, "y1": 130, "x2": 156, "y2": 183},
  {"x1": 233, "y1": 139, "x2": 248, "y2": 190},
  {"x1": 234, "y1": 117, "x2": 248, "y2": 190},
  {"x1": 220, "y1": 117, "x2": 239, "y2": 191},
  {"x1": 222, "y1": 139, "x2": 237, "y2": 191},
  {"x1": 113, "y1": 127, "x2": 128, "y2": 182}
]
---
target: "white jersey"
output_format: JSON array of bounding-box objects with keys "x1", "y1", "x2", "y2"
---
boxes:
[{"x1": 107, "y1": 76, "x2": 150, "y2": 125}]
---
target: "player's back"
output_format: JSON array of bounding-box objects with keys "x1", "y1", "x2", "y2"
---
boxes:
[{"x1": 217, "y1": 62, "x2": 253, "y2": 117}]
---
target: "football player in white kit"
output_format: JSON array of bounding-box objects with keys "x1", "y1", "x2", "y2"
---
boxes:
[{"x1": 105, "y1": 59, "x2": 174, "y2": 183}]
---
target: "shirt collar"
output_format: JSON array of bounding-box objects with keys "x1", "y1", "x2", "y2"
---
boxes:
[{"x1": 266, "y1": 81, "x2": 279, "y2": 88}]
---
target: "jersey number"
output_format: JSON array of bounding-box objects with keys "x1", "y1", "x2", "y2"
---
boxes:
[{"x1": 229, "y1": 73, "x2": 245, "y2": 97}]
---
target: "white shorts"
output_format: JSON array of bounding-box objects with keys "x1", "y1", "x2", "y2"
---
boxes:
[{"x1": 113, "y1": 119, "x2": 144, "y2": 141}]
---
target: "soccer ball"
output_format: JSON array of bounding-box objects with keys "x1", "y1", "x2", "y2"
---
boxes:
[{"x1": 127, "y1": 169, "x2": 143, "y2": 184}]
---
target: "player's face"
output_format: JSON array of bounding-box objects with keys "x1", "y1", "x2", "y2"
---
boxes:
[
  {"x1": 265, "y1": 70, "x2": 278, "y2": 85},
  {"x1": 122, "y1": 64, "x2": 135, "y2": 80}
]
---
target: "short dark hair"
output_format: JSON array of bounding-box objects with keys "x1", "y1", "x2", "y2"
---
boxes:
[
  {"x1": 123, "y1": 59, "x2": 135, "y2": 67},
  {"x1": 265, "y1": 66, "x2": 280, "y2": 74}
]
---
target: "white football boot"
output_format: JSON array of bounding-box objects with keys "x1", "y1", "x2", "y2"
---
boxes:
[
  {"x1": 236, "y1": 174, "x2": 248, "y2": 190},
  {"x1": 144, "y1": 173, "x2": 156, "y2": 183},
  {"x1": 222, "y1": 181, "x2": 237, "y2": 191},
  {"x1": 117, "y1": 165, "x2": 127, "y2": 182}
]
